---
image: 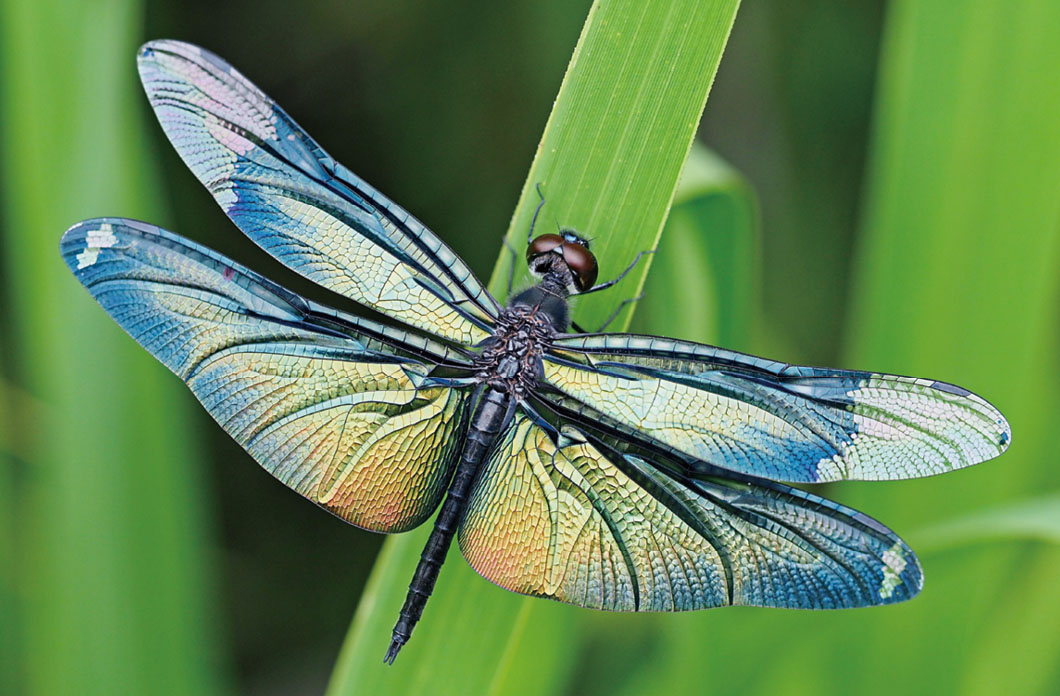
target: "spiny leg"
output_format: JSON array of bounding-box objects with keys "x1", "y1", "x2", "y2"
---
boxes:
[
  {"x1": 526, "y1": 182, "x2": 547, "y2": 246},
  {"x1": 503, "y1": 237, "x2": 519, "y2": 299},
  {"x1": 581, "y1": 248, "x2": 655, "y2": 295},
  {"x1": 576, "y1": 292, "x2": 640, "y2": 334},
  {"x1": 500, "y1": 183, "x2": 548, "y2": 300}
]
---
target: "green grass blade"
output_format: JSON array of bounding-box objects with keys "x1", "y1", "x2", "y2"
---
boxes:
[
  {"x1": 566, "y1": 2, "x2": 1060, "y2": 695},
  {"x1": 327, "y1": 1, "x2": 740, "y2": 693},
  {"x1": 492, "y1": 0, "x2": 742, "y2": 327},
  {"x1": 574, "y1": 143, "x2": 759, "y2": 696},
  {"x1": 914, "y1": 496, "x2": 1060, "y2": 552},
  {"x1": 630, "y1": 144, "x2": 758, "y2": 350},
  {"x1": 834, "y1": 2, "x2": 1060, "y2": 695},
  {"x1": 0, "y1": 2, "x2": 229, "y2": 694},
  {"x1": 0, "y1": 376, "x2": 18, "y2": 695},
  {"x1": 0, "y1": 377, "x2": 44, "y2": 695}
]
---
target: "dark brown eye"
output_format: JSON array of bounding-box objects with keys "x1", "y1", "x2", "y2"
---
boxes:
[
  {"x1": 562, "y1": 242, "x2": 598, "y2": 291},
  {"x1": 526, "y1": 233, "x2": 565, "y2": 262}
]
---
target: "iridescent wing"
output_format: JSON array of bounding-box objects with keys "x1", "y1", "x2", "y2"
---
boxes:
[
  {"x1": 136, "y1": 39, "x2": 498, "y2": 346},
  {"x1": 61, "y1": 218, "x2": 475, "y2": 532},
  {"x1": 539, "y1": 334, "x2": 1011, "y2": 484},
  {"x1": 459, "y1": 408, "x2": 922, "y2": 611}
]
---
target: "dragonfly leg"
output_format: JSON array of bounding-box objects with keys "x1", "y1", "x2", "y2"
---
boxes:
[
  {"x1": 526, "y1": 182, "x2": 547, "y2": 246},
  {"x1": 593, "y1": 294, "x2": 645, "y2": 333},
  {"x1": 503, "y1": 237, "x2": 519, "y2": 298},
  {"x1": 581, "y1": 248, "x2": 655, "y2": 295},
  {"x1": 504, "y1": 183, "x2": 548, "y2": 299},
  {"x1": 570, "y1": 294, "x2": 644, "y2": 334}
]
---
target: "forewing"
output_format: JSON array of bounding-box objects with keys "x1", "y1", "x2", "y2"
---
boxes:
[
  {"x1": 61, "y1": 218, "x2": 472, "y2": 532},
  {"x1": 458, "y1": 410, "x2": 922, "y2": 611},
  {"x1": 136, "y1": 39, "x2": 497, "y2": 345},
  {"x1": 543, "y1": 334, "x2": 1011, "y2": 483}
]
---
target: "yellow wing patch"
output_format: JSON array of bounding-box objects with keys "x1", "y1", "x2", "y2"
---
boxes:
[
  {"x1": 190, "y1": 348, "x2": 467, "y2": 532},
  {"x1": 459, "y1": 415, "x2": 728, "y2": 611}
]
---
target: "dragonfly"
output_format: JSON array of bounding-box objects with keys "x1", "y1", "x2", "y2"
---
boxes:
[{"x1": 61, "y1": 40, "x2": 1011, "y2": 665}]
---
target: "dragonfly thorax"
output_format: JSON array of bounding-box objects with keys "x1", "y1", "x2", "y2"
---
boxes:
[{"x1": 474, "y1": 304, "x2": 555, "y2": 397}]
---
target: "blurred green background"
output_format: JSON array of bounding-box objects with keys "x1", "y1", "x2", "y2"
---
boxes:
[{"x1": 2, "y1": 1, "x2": 1058, "y2": 695}]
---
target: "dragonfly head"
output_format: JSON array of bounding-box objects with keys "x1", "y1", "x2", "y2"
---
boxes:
[{"x1": 526, "y1": 228, "x2": 598, "y2": 293}]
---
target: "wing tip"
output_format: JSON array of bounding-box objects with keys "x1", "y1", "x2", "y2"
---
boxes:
[
  {"x1": 138, "y1": 39, "x2": 198, "y2": 62},
  {"x1": 994, "y1": 411, "x2": 1013, "y2": 455},
  {"x1": 922, "y1": 378, "x2": 1012, "y2": 456},
  {"x1": 857, "y1": 374, "x2": 1013, "y2": 470},
  {"x1": 982, "y1": 390, "x2": 1013, "y2": 455},
  {"x1": 60, "y1": 217, "x2": 125, "y2": 275},
  {"x1": 955, "y1": 386, "x2": 1012, "y2": 459},
  {"x1": 138, "y1": 39, "x2": 181, "y2": 72},
  {"x1": 877, "y1": 539, "x2": 924, "y2": 606},
  {"x1": 137, "y1": 40, "x2": 226, "y2": 85},
  {"x1": 62, "y1": 216, "x2": 154, "y2": 241},
  {"x1": 60, "y1": 217, "x2": 173, "y2": 277}
]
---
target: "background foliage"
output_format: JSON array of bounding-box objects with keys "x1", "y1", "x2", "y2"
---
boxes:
[{"x1": 2, "y1": 1, "x2": 1058, "y2": 694}]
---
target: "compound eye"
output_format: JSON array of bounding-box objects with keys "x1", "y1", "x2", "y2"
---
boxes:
[
  {"x1": 562, "y1": 242, "x2": 599, "y2": 291},
  {"x1": 526, "y1": 233, "x2": 565, "y2": 262}
]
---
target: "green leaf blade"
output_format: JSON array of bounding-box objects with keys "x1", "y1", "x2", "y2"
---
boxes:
[
  {"x1": 580, "y1": 143, "x2": 760, "y2": 696},
  {"x1": 915, "y1": 495, "x2": 1060, "y2": 552},
  {"x1": 0, "y1": 2, "x2": 230, "y2": 694},
  {"x1": 327, "y1": 1, "x2": 740, "y2": 693},
  {"x1": 631, "y1": 144, "x2": 758, "y2": 349},
  {"x1": 493, "y1": 0, "x2": 741, "y2": 320},
  {"x1": 832, "y1": 2, "x2": 1060, "y2": 695}
]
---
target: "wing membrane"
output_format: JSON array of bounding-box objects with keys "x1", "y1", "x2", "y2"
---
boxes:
[
  {"x1": 458, "y1": 410, "x2": 922, "y2": 611},
  {"x1": 543, "y1": 334, "x2": 1011, "y2": 483},
  {"x1": 61, "y1": 218, "x2": 472, "y2": 532},
  {"x1": 136, "y1": 39, "x2": 497, "y2": 345}
]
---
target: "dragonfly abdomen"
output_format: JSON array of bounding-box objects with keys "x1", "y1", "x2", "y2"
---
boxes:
[{"x1": 385, "y1": 386, "x2": 514, "y2": 664}]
